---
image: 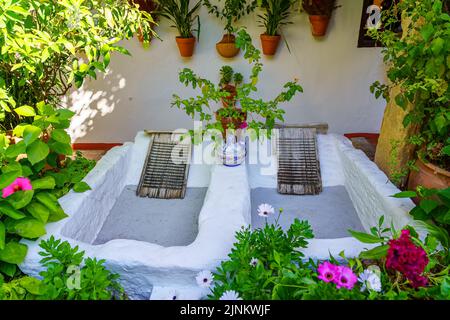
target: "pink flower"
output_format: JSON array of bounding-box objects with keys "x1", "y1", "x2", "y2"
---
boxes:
[
  {"x1": 335, "y1": 266, "x2": 358, "y2": 290},
  {"x1": 239, "y1": 121, "x2": 248, "y2": 129},
  {"x1": 386, "y1": 229, "x2": 429, "y2": 288},
  {"x1": 317, "y1": 261, "x2": 338, "y2": 283},
  {"x1": 2, "y1": 177, "x2": 32, "y2": 198}
]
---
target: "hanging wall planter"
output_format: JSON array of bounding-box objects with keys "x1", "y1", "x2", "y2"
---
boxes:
[
  {"x1": 260, "y1": 34, "x2": 281, "y2": 56},
  {"x1": 130, "y1": 0, "x2": 159, "y2": 44},
  {"x1": 216, "y1": 34, "x2": 240, "y2": 58},
  {"x1": 157, "y1": 0, "x2": 201, "y2": 58},
  {"x1": 302, "y1": 0, "x2": 338, "y2": 37},
  {"x1": 257, "y1": 0, "x2": 296, "y2": 56},
  {"x1": 204, "y1": 0, "x2": 257, "y2": 58},
  {"x1": 308, "y1": 15, "x2": 330, "y2": 36}
]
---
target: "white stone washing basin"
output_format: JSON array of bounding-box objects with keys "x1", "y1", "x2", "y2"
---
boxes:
[{"x1": 19, "y1": 131, "x2": 416, "y2": 300}]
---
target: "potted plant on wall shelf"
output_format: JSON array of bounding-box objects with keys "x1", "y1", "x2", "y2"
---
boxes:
[
  {"x1": 171, "y1": 29, "x2": 303, "y2": 140},
  {"x1": 156, "y1": 0, "x2": 202, "y2": 57},
  {"x1": 371, "y1": 0, "x2": 450, "y2": 190},
  {"x1": 302, "y1": 0, "x2": 338, "y2": 37},
  {"x1": 258, "y1": 0, "x2": 297, "y2": 55},
  {"x1": 204, "y1": 0, "x2": 258, "y2": 58}
]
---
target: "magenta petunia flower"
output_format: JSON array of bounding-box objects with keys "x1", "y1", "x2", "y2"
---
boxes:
[
  {"x1": 317, "y1": 261, "x2": 339, "y2": 283},
  {"x1": 335, "y1": 266, "x2": 358, "y2": 290},
  {"x1": 239, "y1": 121, "x2": 248, "y2": 129},
  {"x1": 2, "y1": 177, "x2": 32, "y2": 198}
]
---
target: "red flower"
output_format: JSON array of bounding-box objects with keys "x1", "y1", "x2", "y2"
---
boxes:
[{"x1": 386, "y1": 229, "x2": 429, "y2": 288}]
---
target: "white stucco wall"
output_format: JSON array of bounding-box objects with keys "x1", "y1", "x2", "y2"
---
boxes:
[{"x1": 66, "y1": 0, "x2": 386, "y2": 143}]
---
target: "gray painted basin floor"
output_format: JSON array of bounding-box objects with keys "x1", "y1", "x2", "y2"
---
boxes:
[
  {"x1": 94, "y1": 186, "x2": 207, "y2": 247},
  {"x1": 251, "y1": 186, "x2": 365, "y2": 238}
]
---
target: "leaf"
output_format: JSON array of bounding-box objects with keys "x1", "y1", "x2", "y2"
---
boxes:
[
  {"x1": 51, "y1": 129, "x2": 71, "y2": 144},
  {"x1": 72, "y1": 181, "x2": 91, "y2": 193},
  {"x1": 26, "y1": 202, "x2": 50, "y2": 223},
  {"x1": 14, "y1": 105, "x2": 36, "y2": 117},
  {"x1": 0, "y1": 242, "x2": 28, "y2": 264},
  {"x1": 359, "y1": 245, "x2": 389, "y2": 260},
  {"x1": 0, "y1": 170, "x2": 21, "y2": 189},
  {"x1": 4, "y1": 141, "x2": 26, "y2": 159},
  {"x1": 420, "y1": 23, "x2": 434, "y2": 42},
  {"x1": 431, "y1": 37, "x2": 445, "y2": 55},
  {"x1": 7, "y1": 190, "x2": 34, "y2": 210},
  {"x1": 19, "y1": 277, "x2": 45, "y2": 295},
  {"x1": 348, "y1": 230, "x2": 384, "y2": 244},
  {"x1": 0, "y1": 203, "x2": 26, "y2": 220},
  {"x1": 31, "y1": 176, "x2": 55, "y2": 190},
  {"x1": 394, "y1": 94, "x2": 407, "y2": 109},
  {"x1": 419, "y1": 199, "x2": 439, "y2": 214},
  {"x1": 0, "y1": 262, "x2": 16, "y2": 277},
  {"x1": 0, "y1": 222, "x2": 5, "y2": 250},
  {"x1": 27, "y1": 140, "x2": 50, "y2": 165},
  {"x1": 9, "y1": 218, "x2": 46, "y2": 239},
  {"x1": 392, "y1": 191, "x2": 417, "y2": 198},
  {"x1": 22, "y1": 125, "x2": 42, "y2": 146},
  {"x1": 49, "y1": 141, "x2": 73, "y2": 155}
]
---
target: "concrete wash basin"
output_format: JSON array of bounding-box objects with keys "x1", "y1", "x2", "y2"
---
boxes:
[{"x1": 19, "y1": 131, "x2": 416, "y2": 300}]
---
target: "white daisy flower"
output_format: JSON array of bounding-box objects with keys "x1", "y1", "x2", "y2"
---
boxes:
[
  {"x1": 196, "y1": 270, "x2": 214, "y2": 288},
  {"x1": 250, "y1": 257, "x2": 258, "y2": 267},
  {"x1": 257, "y1": 203, "x2": 275, "y2": 217},
  {"x1": 358, "y1": 269, "x2": 382, "y2": 292},
  {"x1": 165, "y1": 289, "x2": 179, "y2": 300},
  {"x1": 219, "y1": 290, "x2": 242, "y2": 301}
]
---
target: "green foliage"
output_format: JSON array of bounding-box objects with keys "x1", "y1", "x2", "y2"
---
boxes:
[
  {"x1": 209, "y1": 217, "x2": 314, "y2": 300},
  {"x1": 257, "y1": 0, "x2": 297, "y2": 36},
  {"x1": 38, "y1": 236, "x2": 126, "y2": 300},
  {"x1": 156, "y1": 0, "x2": 202, "y2": 38},
  {"x1": 204, "y1": 0, "x2": 257, "y2": 34},
  {"x1": 370, "y1": 0, "x2": 450, "y2": 170},
  {"x1": 172, "y1": 29, "x2": 303, "y2": 137},
  {"x1": 0, "y1": 276, "x2": 46, "y2": 300},
  {"x1": 0, "y1": 0, "x2": 156, "y2": 130},
  {"x1": 395, "y1": 187, "x2": 450, "y2": 261}
]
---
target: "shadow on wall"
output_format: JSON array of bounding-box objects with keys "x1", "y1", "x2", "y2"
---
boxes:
[{"x1": 63, "y1": 73, "x2": 126, "y2": 141}]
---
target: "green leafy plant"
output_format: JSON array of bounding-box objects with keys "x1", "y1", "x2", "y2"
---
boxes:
[
  {"x1": 203, "y1": 0, "x2": 257, "y2": 34},
  {"x1": 370, "y1": 0, "x2": 450, "y2": 171},
  {"x1": 394, "y1": 187, "x2": 450, "y2": 262},
  {"x1": 172, "y1": 29, "x2": 303, "y2": 136},
  {"x1": 0, "y1": 0, "x2": 156, "y2": 130},
  {"x1": 0, "y1": 276, "x2": 46, "y2": 300},
  {"x1": 155, "y1": 0, "x2": 202, "y2": 38},
  {"x1": 210, "y1": 214, "x2": 315, "y2": 300},
  {"x1": 38, "y1": 236, "x2": 126, "y2": 300},
  {"x1": 258, "y1": 0, "x2": 297, "y2": 36}
]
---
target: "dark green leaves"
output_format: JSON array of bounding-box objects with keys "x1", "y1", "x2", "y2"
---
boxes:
[
  {"x1": 27, "y1": 140, "x2": 49, "y2": 165},
  {"x1": 73, "y1": 181, "x2": 91, "y2": 193},
  {"x1": 0, "y1": 242, "x2": 28, "y2": 264},
  {"x1": 359, "y1": 245, "x2": 389, "y2": 260}
]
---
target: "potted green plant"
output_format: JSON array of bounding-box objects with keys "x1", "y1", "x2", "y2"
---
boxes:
[
  {"x1": 258, "y1": 0, "x2": 296, "y2": 55},
  {"x1": 130, "y1": 0, "x2": 159, "y2": 43},
  {"x1": 204, "y1": 0, "x2": 258, "y2": 58},
  {"x1": 156, "y1": 0, "x2": 202, "y2": 57},
  {"x1": 370, "y1": 0, "x2": 450, "y2": 190},
  {"x1": 302, "y1": 0, "x2": 337, "y2": 37},
  {"x1": 171, "y1": 29, "x2": 303, "y2": 138}
]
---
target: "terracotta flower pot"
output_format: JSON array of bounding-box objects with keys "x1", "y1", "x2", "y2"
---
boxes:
[
  {"x1": 408, "y1": 158, "x2": 450, "y2": 192},
  {"x1": 176, "y1": 36, "x2": 196, "y2": 57},
  {"x1": 215, "y1": 108, "x2": 247, "y2": 138},
  {"x1": 216, "y1": 34, "x2": 240, "y2": 58},
  {"x1": 309, "y1": 15, "x2": 330, "y2": 37},
  {"x1": 260, "y1": 34, "x2": 281, "y2": 56},
  {"x1": 221, "y1": 84, "x2": 237, "y2": 108}
]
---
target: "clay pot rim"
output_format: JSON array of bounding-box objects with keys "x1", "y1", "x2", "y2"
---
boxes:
[
  {"x1": 417, "y1": 158, "x2": 450, "y2": 178},
  {"x1": 309, "y1": 14, "x2": 331, "y2": 19},
  {"x1": 176, "y1": 36, "x2": 196, "y2": 41},
  {"x1": 260, "y1": 33, "x2": 281, "y2": 39}
]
